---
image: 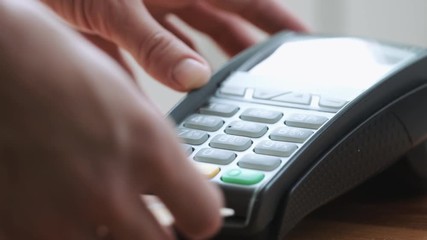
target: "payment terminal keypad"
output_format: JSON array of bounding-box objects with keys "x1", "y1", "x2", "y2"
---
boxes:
[{"x1": 177, "y1": 86, "x2": 344, "y2": 187}]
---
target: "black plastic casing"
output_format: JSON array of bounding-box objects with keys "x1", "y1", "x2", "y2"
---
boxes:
[{"x1": 169, "y1": 32, "x2": 427, "y2": 239}]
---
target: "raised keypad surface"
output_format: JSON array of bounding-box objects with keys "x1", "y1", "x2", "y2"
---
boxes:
[
  {"x1": 238, "y1": 154, "x2": 282, "y2": 171},
  {"x1": 219, "y1": 86, "x2": 246, "y2": 97},
  {"x1": 182, "y1": 144, "x2": 194, "y2": 156},
  {"x1": 272, "y1": 92, "x2": 312, "y2": 105},
  {"x1": 176, "y1": 86, "x2": 336, "y2": 187},
  {"x1": 177, "y1": 128, "x2": 209, "y2": 145},
  {"x1": 184, "y1": 114, "x2": 224, "y2": 132},
  {"x1": 254, "y1": 140, "x2": 298, "y2": 157},
  {"x1": 225, "y1": 121, "x2": 268, "y2": 138},
  {"x1": 319, "y1": 97, "x2": 347, "y2": 109},
  {"x1": 199, "y1": 103, "x2": 239, "y2": 117},
  {"x1": 221, "y1": 169, "x2": 265, "y2": 185},
  {"x1": 253, "y1": 89, "x2": 289, "y2": 100},
  {"x1": 286, "y1": 113, "x2": 328, "y2": 129},
  {"x1": 270, "y1": 126, "x2": 313, "y2": 143},
  {"x1": 195, "y1": 163, "x2": 220, "y2": 179},
  {"x1": 210, "y1": 134, "x2": 252, "y2": 151},
  {"x1": 240, "y1": 108, "x2": 283, "y2": 124},
  {"x1": 194, "y1": 148, "x2": 236, "y2": 165}
]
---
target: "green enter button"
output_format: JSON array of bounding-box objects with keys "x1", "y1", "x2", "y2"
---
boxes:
[{"x1": 221, "y1": 168, "x2": 265, "y2": 185}]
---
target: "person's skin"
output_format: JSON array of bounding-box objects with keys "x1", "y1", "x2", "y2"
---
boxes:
[
  {"x1": 41, "y1": 0, "x2": 307, "y2": 91},
  {"x1": 0, "y1": 0, "x2": 306, "y2": 239},
  {"x1": 0, "y1": 1, "x2": 222, "y2": 239}
]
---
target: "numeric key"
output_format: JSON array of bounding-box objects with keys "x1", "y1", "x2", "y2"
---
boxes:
[
  {"x1": 199, "y1": 103, "x2": 239, "y2": 117},
  {"x1": 225, "y1": 121, "x2": 268, "y2": 138},
  {"x1": 286, "y1": 113, "x2": 328, "y2": 129},
  {"x1": 177, "y1": 128, "x2": 209, "y2": 145},
  {"x1": 210, "y1": 134, "x2": 252, "y2": 151},
  {"x1": 194, "y1": 148, "x2": 236, "y2": 165},
  {"x1": 254, "y1": 140, "x2": 298, "y2": 157},
  {"x1": 240, "y1": 108, "x2": 283, "y2": 124},
  {"x1": 184, "y1": 114, "x2": 224, "y2": 132},
  {"x1": 239, "y1": 154, "x2": 282, "y2": 171},
  {"x1": 270, "y1": 126, "x2": 313, "y2": 143}
]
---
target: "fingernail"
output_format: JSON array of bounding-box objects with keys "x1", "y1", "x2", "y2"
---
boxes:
[{"x1": 173, "y1": 59, "x2": 211, "y2": 90}]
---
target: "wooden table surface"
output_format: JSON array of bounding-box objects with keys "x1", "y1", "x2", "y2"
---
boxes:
[{"x1": 287, "y1": 164, "x2": 427, "y2": 240}]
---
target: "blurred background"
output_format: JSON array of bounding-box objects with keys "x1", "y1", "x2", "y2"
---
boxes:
[{"x1": 132, "y1": 0, "x2": 427, "y2": 113}]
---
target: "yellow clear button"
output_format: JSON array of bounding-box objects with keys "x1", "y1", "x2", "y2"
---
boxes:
[{"x1": 195, "y1": 163, "x2": 220, "y2": 179}]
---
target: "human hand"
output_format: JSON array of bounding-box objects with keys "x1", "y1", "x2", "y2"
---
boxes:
[
  {"x1": 41, "y1": 0, "x2": 307, "y2": 91},
  {"x1": 0, "y1": 1, "x2": 222, "y2": 239}
]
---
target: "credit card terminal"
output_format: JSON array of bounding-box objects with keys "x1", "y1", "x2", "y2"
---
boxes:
[{"x1": 168, "y1": 32, "x2": 427, "y2": 239}]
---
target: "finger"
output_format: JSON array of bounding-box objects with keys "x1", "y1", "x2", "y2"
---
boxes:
[
  {"x1": 106, "y1": 194, "x2": 174, "y2": 240},
  {"x1": 208, "y1": 0, "x2": 309, "y2": 33},
  {"x1": 43, "y1": 218, "x2": 93, "y2": 240},
  {"x1": 81, "y1": 33, "x2": 136, "y2": 80},
  {"x1": 133, "y1": 120, "x2": 223, "y2": 239},
  {"x1": 174, "y1": 2, "x2": 258, "y2": 56},
  {"x1": 1, "y1": 206, "x2": 92, "y2": 240},
  {"x1": 105, "y1": 2, "x2": 211, "y2": 91},
  {"x1": 148, "y1": 7, "x2": 197, "y2": 51},
  {"x1": 152, "y1": 156, "x2": 223, "y2": 239},
  {"x1": 129, "y1": 115, "x2": 223, "y2": 239}
]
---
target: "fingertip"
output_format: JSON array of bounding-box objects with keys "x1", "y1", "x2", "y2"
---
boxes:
[
  {"x1": 180, "y1": 183, "x2": 224, "y2": 239},
  {"x1": 172, "y1": 58, "x2": 211, "y2": 92},
  {"x1": 95, "y1": 2, "x2": 210, "y2": 92},
  {"x1": 203, "y1": 183, "x2": 225, "y2": 237}
]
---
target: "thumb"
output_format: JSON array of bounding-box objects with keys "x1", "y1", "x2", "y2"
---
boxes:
[{"x1": 104, "y1": 2, "x2": 211, "y2": 91}]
